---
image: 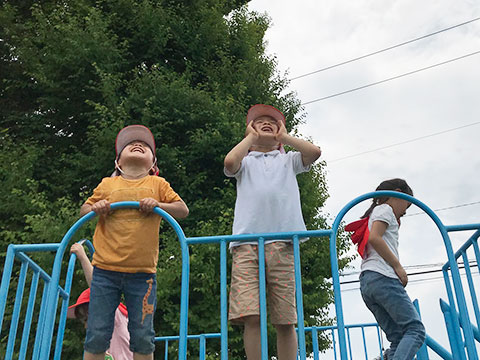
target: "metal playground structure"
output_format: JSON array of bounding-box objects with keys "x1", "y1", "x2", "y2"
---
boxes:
[{"x1": 0, "y1": 191, "x2": 479, "y2": 359}]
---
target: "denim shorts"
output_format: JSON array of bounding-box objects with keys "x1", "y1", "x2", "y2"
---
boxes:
[{"x1": 85, "y1": 267, "x2": 157, "y2": 355}]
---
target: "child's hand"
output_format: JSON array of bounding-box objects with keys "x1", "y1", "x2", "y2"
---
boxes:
[
  {"x1": 274, "y1": 120, "x2": 289, "y2": 143},
  {"x1": 70, "y1": 243, "x2": 88, "y2": 260},
  {"x1": 394, "y1": 265, "x2": 408, "y2": 287},
  {"x1": 139, "y1": 198, "x2": 160, "y2": 213},
  {"x1": 91, "y1": 200, "x2": 111, "y2": 215},
  {"x1": 245, "y1": 121, "x2": 260, "y2": 140}
]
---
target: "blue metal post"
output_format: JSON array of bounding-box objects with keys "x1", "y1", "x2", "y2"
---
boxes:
[
  {"x1": 0, "y1": 245, "x2": 16, "y2": 332},
  {"x1": 413, "y1": 299, "x2": 429, "y2": 360},
  {"x1": 220, "y1": 239, "x2": 228, "y2": 360},
  {"x1": 6, "y1": 261, "x2": 28, "y2": 359},
  {"x1": 199, "y1": 334, "x2": 206, "y2": 360},
  {"x1": 311, "y1": 327, "x2": 319, "y2": 360},
  {"x1": 361, "y1": 327, "x2": 368, "y2": 360},
  {"x1": 19, "y1": 271, "x2": 40, "y2": 359},
  {"x1": 293, "y1": 235, "x2": 306, "y2": 360},
  {"x1": 440, "y1": 299, "x2": 465, "y2": 360},
  {"x1": 258, "y1": 237, "x2": 269, "y2": 359}
]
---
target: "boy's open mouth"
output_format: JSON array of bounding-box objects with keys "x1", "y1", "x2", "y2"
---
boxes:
[
  {"x1": 131, "y1": 146, "x2": 145, "y2": 153},
  {"x1": 261, "y1": 125, "x2": 274, "y2": 133}
]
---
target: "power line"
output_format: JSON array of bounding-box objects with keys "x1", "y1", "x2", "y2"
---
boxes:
[
  {"x1": 326, "y1": 121, "x2": 480, "y2": 163},
  {"x1": 340, "y1": 263, "x2": 478, "y2": 286},
  {"x1": 290, "y1": 17, "x2": 480, "y2": 81},
  {"x1": 341, "y1": 262, "x2": 451, "y2": 277},
  {"x1": 301, "y1": 50, "x2": 480, "y2": 105},
  {"x1": 405, "y1": 201, "x2": 480, "y2": 217}
]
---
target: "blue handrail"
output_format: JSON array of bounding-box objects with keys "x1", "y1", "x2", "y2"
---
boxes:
[{"x1": 0, "y1": 194, "x2": 479, "y2": 359}]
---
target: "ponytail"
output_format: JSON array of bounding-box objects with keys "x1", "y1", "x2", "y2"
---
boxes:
[
  {"x1": 361, "y1": 199, "x2": 380, "y2": 219},
  {"x1": 361, "y1": 178, "x2": 413, "y2": 218}
]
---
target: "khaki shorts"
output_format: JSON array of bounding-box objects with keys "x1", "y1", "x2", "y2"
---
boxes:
[{"x1": 229, "y1": 242, "x2": 297, "y2": 325}]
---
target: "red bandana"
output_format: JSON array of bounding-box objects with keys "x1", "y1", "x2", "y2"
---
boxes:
[{"x1": 345, "y1": 217, "x2": 370, "y2": 258}]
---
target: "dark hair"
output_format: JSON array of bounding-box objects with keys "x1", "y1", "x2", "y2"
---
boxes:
[
  {"x1": 361, "y1": 178, "x2": 413, "y2": 219},
  {"x1": 74, "y1": 303, "x2": 89, "y2": 323}
]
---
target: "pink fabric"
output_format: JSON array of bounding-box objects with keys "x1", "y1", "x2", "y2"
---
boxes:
[{"x1": 107, "y1": 308, "x2": 134, "y2": 360}]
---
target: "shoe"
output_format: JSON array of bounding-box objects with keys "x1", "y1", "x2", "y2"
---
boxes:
[{"x1": 373, "y1": 349, "x2": 389, "y2": 360}]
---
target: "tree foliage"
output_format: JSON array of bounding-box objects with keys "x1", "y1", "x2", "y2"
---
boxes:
[{"x1": 0, "y1": 0, "x2": 352, "y2": 358}]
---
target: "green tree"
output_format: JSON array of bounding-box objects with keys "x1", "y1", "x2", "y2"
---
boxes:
[{"x1": 0, "y1": 0, "x2": 352, "y2": 358}]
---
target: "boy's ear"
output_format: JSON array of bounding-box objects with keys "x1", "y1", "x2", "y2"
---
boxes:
[{"x1": 149, "y1": 162, "x2": 159, "y2": 176}]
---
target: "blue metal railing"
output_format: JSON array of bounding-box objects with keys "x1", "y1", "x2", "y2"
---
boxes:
[
  {"x1": 440, "y1": 226, "x2": 480, "y2": 359},
  {"x1": 0, "y1": 193, "x2": 479, "y2": 358}
]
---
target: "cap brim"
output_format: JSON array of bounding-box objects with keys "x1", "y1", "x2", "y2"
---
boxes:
[
  {"x1": 67, "y1": 288, "x2": 91, "y2": 319},
  {"x1": 115, "y1": 125, "x2": 156, "y2": 158},
  {"x1": 67, "y1": 306, "x2": 77, "y2": 319},
  {"x1": 246, "y1": 104, "x2": 285, "y2": 125},
  {"x1": 67, "y1": 299, "x2": 89, "y2": 319}
]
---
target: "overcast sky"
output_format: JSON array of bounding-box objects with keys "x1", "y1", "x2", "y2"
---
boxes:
[{"x1": 247, "y1": 0, "x2": 480, "y2": 357}]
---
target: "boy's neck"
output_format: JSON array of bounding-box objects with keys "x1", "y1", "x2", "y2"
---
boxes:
[
  {"x1": 118, "y1": 164, "x2": 151, "y2": 179},
  {"x1": 249, "y1": 144, "x2": 278, "y2": 153}
]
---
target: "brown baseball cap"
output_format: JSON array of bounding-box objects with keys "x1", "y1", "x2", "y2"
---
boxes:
[
  {"x1": 246, "y1": 104, "x2": 286, "y2": 125},
  {"x1": 115, "y1": 125, "x2": 156, "y2": 159}
]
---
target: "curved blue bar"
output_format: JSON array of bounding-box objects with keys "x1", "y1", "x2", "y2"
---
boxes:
[
  {"x1": 39, "y1": 201, "x2": 186, "y2": 360},
  {"x1": 331, "y1": 190, "x2": 476, "y2": 360}
]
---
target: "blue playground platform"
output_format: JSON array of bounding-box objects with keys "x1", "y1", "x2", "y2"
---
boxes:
[{"x1": 0, "y1": 191, "x2": 479, "y2": 359}]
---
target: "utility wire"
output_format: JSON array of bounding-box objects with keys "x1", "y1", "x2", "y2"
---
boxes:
[
  {"x1": 341, "y1": 274, "x2": 467, "y2": 292},
  {"x1": 301, "y1": 50, "x2": 480, "y2": 105},
  {"x1": 340, "y1": 263, "x2": 478, "y2": 286},
  {"x1": 290, "y1": 17, "x2": 480, "y2": 81},
  {"x1": 405, "y1": 201, "x2": 480, "y2": 217},
  {"x1": 326, "y1": 121, "x2": 480, "y2": 163},
  {"x1": 341, "y1": 261, "x2": 476, "y2": 279},
  {"x1": 341, "y1": 262, "x2": 462, "y2": 277}
]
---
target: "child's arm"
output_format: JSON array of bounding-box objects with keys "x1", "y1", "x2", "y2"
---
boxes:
[
  {"x1": 224, "y1": 121, "x2": 259, "y2": 174},
  {"x1": 139, "y1": 198, "x2": 189, "y2": 219},
  {"x1": 368, "y1": 220, "x2": 408, "y2": 286},
  {"x1": 79, "y1": 200, "x2": 111, "y2": 217},
  {"x1": 70, "y1": 243, "x2": 93, "y2": 286},
  {"x1": 275, "y1": 121, "x2": 321, "y2": 166}
]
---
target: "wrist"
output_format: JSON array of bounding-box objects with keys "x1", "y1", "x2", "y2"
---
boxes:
[{"x1": 278, "y1": 133, "x2": 292, "y2": 145}]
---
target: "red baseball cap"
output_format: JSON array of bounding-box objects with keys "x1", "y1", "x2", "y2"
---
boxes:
[
  {"x1": 67, "y1": 288, "x2": 128, "y2": 318},
  {"x1": 246, "y1": 104, "x2": 286, "y2": 125},
  {"x1": 115, "y1": 125, "x2": 156, "y2": 159},
  {"x1": 67, "y1": 288, "x2": 90, "y2": 319}
]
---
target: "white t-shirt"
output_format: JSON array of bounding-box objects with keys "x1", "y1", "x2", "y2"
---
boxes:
[
  {"x1": 108, "y1": 308, "x2": 133, "y2": 360},
  {"x1": 361, "y1": 204, "x2": 400, "y2": 279},
  {"x1": 225, "y1": 150, "x2": 310, "y2": 248}
]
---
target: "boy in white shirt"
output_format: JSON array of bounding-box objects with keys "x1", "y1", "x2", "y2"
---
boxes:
[{"x1": 224, "y1": 104, "x2": 321, "y2": 360}]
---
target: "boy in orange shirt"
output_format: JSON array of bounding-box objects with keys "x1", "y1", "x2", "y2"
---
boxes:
[{"x1": 80, "y1": 125, "x2": 189, "y2": 360}]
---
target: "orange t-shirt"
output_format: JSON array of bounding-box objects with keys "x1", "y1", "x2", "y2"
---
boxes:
[{"x1": 85, "y1": 175, "x2": 181, "y2": 273}]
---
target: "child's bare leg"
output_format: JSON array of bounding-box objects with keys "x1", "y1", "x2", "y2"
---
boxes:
[
  {"x1": 243, "y1": 315, "x2": 261, "y2": 360},
  {"x1": 275, "y1": 324, "x2": 297, "y2": 360},
  {"x1": 133, "y1": 353, "x2": 154, "y2": 360},
  {"x1": 84, "y1": 351, "x2": 105, "y2": 360}
]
